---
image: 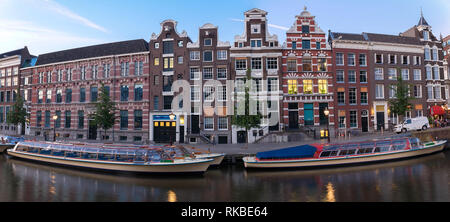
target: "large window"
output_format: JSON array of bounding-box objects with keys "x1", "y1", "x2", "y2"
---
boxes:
[
  {"x1": 288, "y1": 80, "x2": 298, "y2": 95},
  {"x1": 203, "y1": 67, "x2": 213, "y2": 79},
  {"x1": 349, "y1": 111, "x2": 357, "y2": 128},
  {"x1": 120, "y1": 110, "x2": 128, "y2": 130},
  {"x1": 204, "y1": 117, "x2": 214, "y2": 130},
  {"x1": 203, "y1": 51, "x2": 213, "y2": 62},
  {"x1": 376, "y1": 84, "x2": 384, "y2": 99},
  {"x1": 251, "y1": 58, "x2": 262, "y2": 70},
  {"x1": 65, "y1": 89, "x2": 72, "y2": 103},
  {"x1": 235, "y1": 59, "x2": 247, "y2": 70},
  {"x1": 349, "y1": 88, "x2": 357, "y2": 105},
  {"x1": 217, "y1": 68, "x2": 227, "y2": 79},
  {"x1": 218, "y1": 117, "x2": 228, "y2": 130},
  {"x1": 317, "y1": 58, "x2": 327, "y2": 71},
  {"x1": 303, "y1": 80, "x2": 313, "y2": 94},
  {"x1": 65, "y1": 111, "x2": 71, "y2": 129},
  {"x1": 134, "y1": 84, "x2": 143, "y2": 101},
  {"x1": 287, "y1": 59, "x2": 297, "y2": 72},
  {"x1": 90, "y1": 87, "x2": 98, "y2": 102},
  {"x1": 80, "y1": 88, "x2": 86, "y2": 102},
  {"x1": 359, "y1": 54, "x2": 367, "y2": 66},
  {"x1": 163, "y1": 41, "x2": 174, "y2": 54},
  {"x1": 56, "y1": 89, "x2": 62, "y2": 103},
  {"x1": 360, "y1": 71, "x2": 367, "y2": 83},
  {"x1": 336, "y1": 53, "x2": 344, "y2": 66},
  {"x1": 134, "y1": 110, "x2": 142, "y2": 130},
  {"x1": 414, "y1": 69, "x2": 422, "y2": 80},
  {"x1": 302, "y1": 40, "x2": 310, "y2": 49},
  {"x1": 267, "y1": 58, "x2": 278, "y2": 70},
  {"x1": 348, "y1": 70, "x2": 356, "y2": 83},
  {"x1": 302, "y1": 58, "x2": 312, "y2": 72},
  {"x1": 190, "y1": 67, "x2": 200, "y2": 80},
  {"x1": 190, "y1": 86, "x2": 200, "y2": 101},
  {"x1": 348, "y1": 54, "x2": 355, "y2": 66},
  {"x1": 337, "y1": 92, "x2": 345, "y2": 104},
  {"x1": 318, "y1": 80, "x2": 328, "y2": 94},
  {"x1": 163, "y1": 57, "x2": 174, "y2": 71},
  {"x1": 336, "y1": 70, "x2": 345, "y2": 83},
  {"x1": 120, "y1": 85, "x2": 129, "y2": 101},
  {"x1": 78, "y1": 110, "x2": 84, "y2": 129},
  {"x1": 388, "y1": 68, "x2": 397, "y2": 80}
]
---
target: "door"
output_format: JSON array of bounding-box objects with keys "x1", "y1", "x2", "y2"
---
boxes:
[
  {"x1": 376, "y1": 112, "x2": 385, "y2": 131},
  {"x1": 237, "y1": 131, "x2": 247, "y2": 144},
  {"x1": 191, "y1": 115, "x2": 200, "y2": 134},
  {"x1": 179, "y1": 126, "x2": 185, "y2": 143},
  {"x1": 289, "y1": 111, "x2": 299, "y2": 129},
  {"x1": 361, "y1": 110, "x2": 369, "y2": 133},
  {"x1": 319, "y1": 103, "x2": 329, "y2": 126},
  {"x1": 304, "y1": 103, "x2": 314, "y2": 126},
  {"x1": 88, "y1": 120, "x2": 97, "y2": 140},
  {"x1": 154, "y1": 121, "x2": 176, "y2": 143}
]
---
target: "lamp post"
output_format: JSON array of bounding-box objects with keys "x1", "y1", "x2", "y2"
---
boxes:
[
  {"x1": 169, "y1": 112, "x2": 175, "y2": 146},
  {"x1": 52, "y1": 115, "x2": 58, "y2": 142},
  {"x1": 324, "y1": 108, "x2": 330, "y2": 143}
]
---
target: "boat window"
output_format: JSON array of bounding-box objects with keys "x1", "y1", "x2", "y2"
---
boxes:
[
  {"x1": 357, "y1": 148, "x2": 373, "y2": 154},
  {"x1": 82, "y1": 152, "x2": 98, "y2": 160},
  {"x1": 66, "y1": 151, "x2": 82, "y2": 158},
  {"x1": 39, "y1": 148, "x2": 52, "y2": 155},
  {"x1": 374, "y1": 147, "x2": 381, "y2": 153},
  {"x1": 409, "y1": 138, "x2": 420, "y2": 149},
  {"x1": 339, "y1": 150, "x2": 348, "y2": 156},
  {"x1": 320, "y1": 151, "x2": 332, "y2": 158},
  {"x1": 51, "y1": 150, "x2": 65, "y2": 156},
  {"x1": 391, "y1": 140, "x2": 407, "y2": 151},
  {"x1": 330, "y1": 151, "x2": 339, "y2": 157},
  {"x1": 16, "y1": 146, "x2": 28, "y2": 152},
  {"x1": 360, "y1": 143, "x2": 375, "y2": 149}
]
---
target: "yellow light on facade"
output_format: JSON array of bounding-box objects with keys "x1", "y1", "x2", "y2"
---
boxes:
[{"x1": 180, "y1": 116, "x2": 185, "y2": 125}]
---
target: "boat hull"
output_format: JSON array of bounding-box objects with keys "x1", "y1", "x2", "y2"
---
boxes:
[
  {"x1": 195, "y1": 153, "x2": 225, "y2": 166},
  {"x1": 0, "y1": 144, "x2": 14, "y2": 153},
  {"x1": 7, "y1": 150, "x2": 213, "y2": 174},
  {"x1": 244, "y1": 141, "x2": 446, "y2": 169}
]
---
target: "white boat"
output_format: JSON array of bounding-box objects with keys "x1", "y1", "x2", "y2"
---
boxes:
[
  {"x1": 163, "y1": 145, "x2": 225, "y2": 166},
  {"x1": 7, "y1": 142, "x2": 214, "y2": 174},
  {"x1": 243, "y1": 137, "x2": 447, "y2": 169},
  {"x1": 0, "y1": 135, "x2": 24, "y2": 153}
]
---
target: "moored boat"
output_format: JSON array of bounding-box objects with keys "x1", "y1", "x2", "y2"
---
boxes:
[
  {"x1": 0, "y1": 135, "x2": 24, "y2": 153},
  {"x1": 7, "y1": 141, "x2": 213, "y2": 174},
  {"x1": 243, "y1": 137, "x2": 447, "y2": 169},
  {"x1": 164, "y1": 145, "x2": 225, "y2": 166}
]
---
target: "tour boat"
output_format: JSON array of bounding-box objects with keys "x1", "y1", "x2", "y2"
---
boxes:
[
  {"x1": 243, "y1": 137, "x2": 447, "y2": 169},
  {"x1": 7, "y1": 141, "x2": 214, "y2": 174},
  {"x1": 0, "y1": 135, "x2": 24, "y2": 153}
]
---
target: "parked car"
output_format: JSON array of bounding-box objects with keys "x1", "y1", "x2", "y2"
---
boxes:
[{"x1": 395, "y1": 117, "x2": 430, "y2": 134}]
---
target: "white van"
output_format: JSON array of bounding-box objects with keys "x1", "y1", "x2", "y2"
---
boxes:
[{"x1": 395, "y1": 117, "x2": 430, "y2": 134}]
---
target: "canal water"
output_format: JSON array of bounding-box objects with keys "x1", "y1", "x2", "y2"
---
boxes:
[{"x1": 0, "y1": 150, "x2": 449, "y2": 202}]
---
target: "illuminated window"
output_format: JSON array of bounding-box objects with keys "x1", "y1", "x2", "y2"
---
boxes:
[
  {"x1": 288, "y1": 80, "x2": 298, "y2": 95},
  {"x1": 318, "y1": 80, "x2": 328, "y2": 94},
  {"x1": 154, "y1": 57, "x2": 160, "y2": 66},
  {"x1": 318, "y1": 58, "x2": 327, "y2": 71},
  {"x1": 303, "y1": 80, "x2": 313, "y2": 94}
]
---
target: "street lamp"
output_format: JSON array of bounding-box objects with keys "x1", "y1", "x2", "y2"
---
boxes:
[
  {"x1": 52, "y1": 115, "x2": 58, "y2": 142},
  {"x1": 324, "y1": 108, "x2": 330, "y2": 143}
]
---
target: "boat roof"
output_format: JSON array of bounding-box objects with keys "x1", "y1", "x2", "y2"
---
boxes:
[{"x1": 256, "y1": 145, "x2": 319, "y2": 160}]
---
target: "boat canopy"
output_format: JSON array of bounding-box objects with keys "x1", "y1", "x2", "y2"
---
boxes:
[{"x1": 256, "y1": 145, "x2": 318, "y2": 160}]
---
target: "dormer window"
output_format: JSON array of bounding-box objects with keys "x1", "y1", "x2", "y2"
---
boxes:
[
  {"x1": 204, "y1": 38, "x2": 212, "y2": 46},
  {"x1": 423, "y1": 31, "x2": 429, "y2": 41},
  {"x1": 251, "y1": 39, "x2": 262, "y2": 48},
  {"x1": 302, "y1": 25, "x2": 310, "y2": 34}
]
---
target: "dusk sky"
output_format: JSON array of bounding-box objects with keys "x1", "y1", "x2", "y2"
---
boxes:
[{"x1": 1, "y1": 0, "x2": 449, "y2": 55}]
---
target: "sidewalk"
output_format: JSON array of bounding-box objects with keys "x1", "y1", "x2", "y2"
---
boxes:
[{"x1": 190, "y1": 131, "x2": 399, "y2": 155}]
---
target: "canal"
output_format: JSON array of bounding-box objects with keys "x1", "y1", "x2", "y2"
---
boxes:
[{"x1": 0, "y1": 150, "x2": 449, "y2": 202}]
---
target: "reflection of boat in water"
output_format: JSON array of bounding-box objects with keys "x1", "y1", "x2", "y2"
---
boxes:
[
  {"x1": 7, "y1": 142, "x2": 213, "y2": 174},
  {"x1": 243, "y1": 137, "x2": 447, "y2": 169},
  {"x1": 0, "y1": 135, "x2": 24, "y2": 153}
]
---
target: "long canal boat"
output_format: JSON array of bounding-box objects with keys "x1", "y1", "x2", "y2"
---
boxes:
[
  {"x1": 243, "y1": 137, "x2": 447, "y2": 169},
  {"x1": 7, "y1": 141, "x2": 214, "y2": 174}
]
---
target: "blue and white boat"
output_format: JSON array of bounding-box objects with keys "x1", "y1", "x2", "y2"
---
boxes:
[
  {"x1": 243, "y1": 137, "x2": 447, "y2": 169},
  {"x1": 7, "y1": 141, "x2": 214, "y2": 174}
]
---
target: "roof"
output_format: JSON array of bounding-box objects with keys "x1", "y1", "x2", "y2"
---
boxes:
[
  {"x1": 330, "y1": 32, "x2": 367, "y2": 41},
  {"x1": 35, "y1": 39, "x2": 149, "y2": 66},
  {"x1": 418, "y1": 14, "x2": 430, "y2": 27},
  {"x1": 363, "y1": 33, "x2": 422, "y2": 45},
  {"x1": 256, "y1": 145, "x2": 318, "y2": 160}
]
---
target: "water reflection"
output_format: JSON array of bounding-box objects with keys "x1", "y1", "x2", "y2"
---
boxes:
[{"x1": 0, "y1": 151, "x2": 449, "y2": 202}]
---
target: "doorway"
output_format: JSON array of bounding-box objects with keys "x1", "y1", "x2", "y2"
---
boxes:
[
  {"x1": 88, "y1": 120, "x2": 97, "y2": 140},
  {"x1": 361, "y1": 110, "x2": 369, "y2": 133}
]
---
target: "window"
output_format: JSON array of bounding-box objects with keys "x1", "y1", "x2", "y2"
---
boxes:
[
  {"x1": 190, "y1": 86, "x2": 200, "y2": 101},
  {"x1": 153, "y1": 96, "x2": 159, "y2": 110},
  {"x1": 348, "y1": 70, "x2": 356, "y2": 83},
  {"x1": 414, "y1": 69, "x2": 421, "y2": 80},
  {"x1": 389, "y1": 55, "x2": 396, "y2": 64},
  {"x1": 217, "y1": 86, "x2": 227, "y2": 101},
  {"x1": 134, "y1": 84, "x2": 143, "y2": 101},
  {"x1": 120, "y1": 110, "x2": 128, "y2": 130},
  {"x1": 251, "y1": 58, "x2": 262, "y2": 70},
  {"x1": 218, "y1": 117, "x2": 228, "y2": 130},
  {"x1": 359, "y1": 54, "x2": 367, "y2": 66},
  {"x1": 432, "y1": 48, "x2": 438, "y2": 61},
  {"x1": 426, "y1": 66, "x2": 432, "y2": 80},
  {"x1": 190, "y1": 51, "x2": 200, "y2": 60},
  {"x1": 317, "y1": 58, "x2": 327, "y2": 71},
  {"x1": 135, "y1": 61, "x2": 144, "y2": 76},
  {"x1": 56, "y1": 89, "x2": 62, "y2": 103},
  {"x1": 288, "y1": 80, "x2": 298, "y2": 95},
  {"x1": 203, "y1": 86, "x2": 214, "y2": 102},
  {"x1": 190, "y1": 67, "x2": 200, "y2": 80},
  {"x1": 177, "y1": 40, "x2": 183, "y2": 47},
  {"x1": 349, "y1": 88, "x2": 357, "y2": 105},
  {"x1": 402, "y1": 55, "x2": 409, "y2": 65},
  {"x1": 414, "y1": 85, "x2": 422, "y2": 98},
  {"x1": 349, "y1": 111, "x2": 357, "y2": 128},
  {"x1": 203, "y1": 67, "x2": 213, "y2": 79},
  {"x1": 90, "y1": 87, "x2": 98, "y2": 102},
  {"x1": 235, "y1": 59, "x2": 247, "y2": 70},
  {"x1": 154, "y1": 42, "x2": 159, "y2": 49},
  {"x1": 337, "y1": 92, "x2": 345, "y2": 104},
  {"x1": 434, "y1": 86, "x2": 441, "y2": 99},
  {"x1": 348, "y1": 54, "x2": 355, "y2": 66},
  {"x1": 163, "y1": 96, "x2": 173, "y2": 110},
  {"x1": 425, "y1": 48, "x2": 431, "y2": 60},
  {"x1": 251, "y1": 24, "x2": 261, "y2": 34},
  {"x1": 338, "y1": 115, "x2": 346, "y2": 129},
  {"x1": 433, "y1": 67, "x2": 440, "y2": 80},
  {"x1": 78, "y1": 111, "x2": 84, "y2": 129},
  {"x1": 47, "y1": 71, "x2": 52, "y2": 83},
  {"x1": 217, "y1": 50, "x2": 227, "y2": 60},
  {"x1": 65, "y1": 111, "x2": 71, "y2": 129},
  {"x1": 389, "y1": 85, "x2": 397, "y2": 98},
  {"x1": 163, "y1": 76, "x2": 173, "y2": 92},
  {"x1": 336, "y1": 53, "x2": 344, "y2": 65},
  {"x1": 204, "y1": 38, "x2": 212, "y2": 46},
  {"x1": 388, "y1": 68, "x2": 397, "y2": 80},
  {"x1": 55, "y1": 111, "x2": 61, "y2": 128},
  {"x1": 360, "y1": 71, "x2": 367, "y2": 83},
  {"x1": 336, "y1": 70, "x2": 344, "y2": 82},
  {"x1": 65, "y1": 89, "x2": 72, "y2": 103},
  {"x1": 316, "y1": 42, "x2": 321, "y2": 50},
  {"x1": 163, "y1": 57, "x2": 174, "y2": 71},
  {"x1": 375, "y1": 54, "x2": 383, "y2": 64},
  {"x1": 303, "y1": 80, "x2": 313, "y2": 94},
  {"x1": 401, "y1": 69, "x2": 410, "y2": 80},
  {"x1": 427, "y1": 86, "x2": 433, "y2": 99},
  {"x1": 268, "y1": 78, "x2": 278, "y2": 92},
  {"x1": 414, "y1": 56, "x2": 421, "y2": 65},
  {"x1": 360, "y1": 92, "x2": 368, "y2": 104},
  {"x1": 120, "y1": 62, "x2": 129, "y2": 76},
  {"x1": 217, "y1": 68, "x2": 227, "y2": 79},
  {"x1": 267, "y1": 58, "x2": 278, "y2": 70},
  {"x1": 302, "y1": 58, "x2": 312, "y2": 72},
  {"x1": 36, "y1": 111, "x2": 42, "y2": 127},
  {"x1": 423, "y1": 31, "x2": 429, "y2": 41},
  {"x1": 287, "y1": 59, "x2": 297, "y2": 72},
  {"x1": 91, "y1": 66, "x2": 98, "y2": 79},
  {"x1": 250, "y1": 39, "x2": 262, "y2": 48},
  {"x1": 80, "y1": 88, "x2": 86, "y2": 102},
  {"x1": 163, "y1": 41, "x2": 174, "y2": 54},
  {"x1": 154, "y1": 57, "x2": 160, "y2": 66},
  {"x1": 302, "y1": 25, "x2": 310, "y2": 33},
  {"x1": 302, "y1": 40, "x2": 310, "y2": 49},
  {"x1": 45, "y1": 111, "x2": 50, "y2": 128},
  {"x1": 203, "y1": 51, "x2": 213, "y2": 62},
  {"x1": 318, "y1": 80, "x2": 328, "y2": 94},
  {"x1": 292, "y1": 42, "x2": 297, "y2": 50},
  {"x1": 376, "y1": 84, "x2": 384, "y2": 99},
  {"x1": 134, "y1": 110, "x2": 142, "y2": 130},
  {"x1": 204, "y1": 117, "x2": 214, "y2": 130},
  {"x1": 103, "y1": 64, "x2": 110, "y2": 78},
  {"x1": 46, "y1": 90, "x2": 51, "y2": 103}
]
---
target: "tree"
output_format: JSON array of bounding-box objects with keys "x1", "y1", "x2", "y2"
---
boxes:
[
  {"x1": 6, "y1": 94, "x2": 28, "y2": 135},
  {"x1": 231, "y1": 68, "x2": 262, "y2": 147},
  {"x1": 389, "y1": 69, "x2": 412, "y2": 124},
  {"x1": 91, "y1": 84, "x2": 116, "y2": 141}
]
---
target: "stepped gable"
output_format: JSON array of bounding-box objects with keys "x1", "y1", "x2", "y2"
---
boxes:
[{"x1": 36, "y1": 39, "x2": 149, "y2": 66}]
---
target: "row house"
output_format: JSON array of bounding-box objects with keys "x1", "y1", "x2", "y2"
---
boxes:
[
  {"x1": 22, "y1": 40, "x2": 150, "y2": 143},
  {"x1": 444, "y1": 35, "x2": 450, "y2": 100},
  {"x1": 186, "y1": 23, "x2": 232, "y2": 144},
  {"x1": 149, "y1": 20, "x2": 192, "y2": 144},
  {"x1": 230, "y1": 8, "x2": 283, "y2": 144},
  {"x1": 401, "y1": 13, "x2": 449, "y2": 108},
  {"x1": 282, "y1": 7, "x2": 334, "y2": 137},
  {"x1": 328, "y1": 32, "x2": 372, "y2": 134},
  {"x1": 0, "y1": 47, "x2": 35, "y2": 135}
]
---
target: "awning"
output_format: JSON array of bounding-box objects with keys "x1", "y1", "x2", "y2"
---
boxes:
[{"x1": 430, "y1": 106, "x2": 445, "y2": 116}]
